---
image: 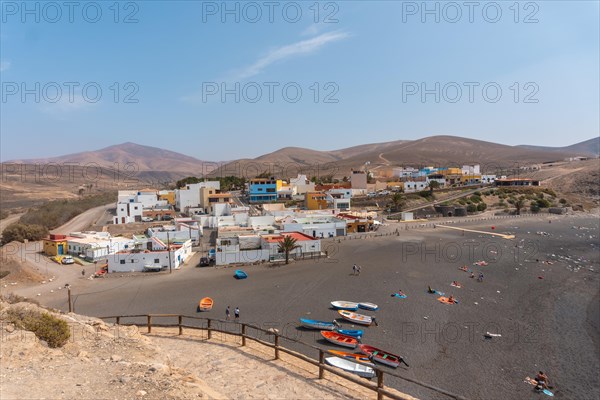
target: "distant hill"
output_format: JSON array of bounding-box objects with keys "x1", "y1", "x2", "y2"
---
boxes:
[
  {"x1": 518, "y1": 137, "x2": 599, "y2": 156},
  {"x1": 209, "y1": 135, "x2": 591, "y2": 178},
  {"x1": 7, "y1": 142, "x2": 211, "y2": 176}
]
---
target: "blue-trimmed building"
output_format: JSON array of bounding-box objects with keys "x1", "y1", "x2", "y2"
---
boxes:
[{"x1": 249, "y1": 178, "x2": 281, "y2": 203}]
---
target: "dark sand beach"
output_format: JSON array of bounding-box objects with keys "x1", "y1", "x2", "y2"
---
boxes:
[{"x1": 41, "y1": 214, "x2": 599, "y2": 399}]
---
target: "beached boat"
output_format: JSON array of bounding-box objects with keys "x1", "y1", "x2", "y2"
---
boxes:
[
  {"x1": 358, "y1": 302, "x2": 379, "y2": 311},
  {"x1": 359, "y1": 344, "x2": 407, "y2": 368},
  {"x1": 321, "y1": 331, "x2": 359, "y2": 348},
  {"x1": 325, "y1": 357, "x2": 375, "y2": 378},
  {"x1": 328, "y1": 350, "x2": 374, "y2": 367},
  {"x1": 234, "y1": 270, "x2": 248, "y2": 279},
  {"x1": 198, "y1": 297, "x2": 213, "y2": 311},
  {"x1": 338, "y1": 310, "x2": 373, "y2": 326},
  {"x1": 143, "y1": 264, "x2": 162, "y2": 272},
  {"x1": 299, "y1": 318, "x2": 337, "y2": 330},
  {"x1": 331, "y1": 301, "x2": 359, "y2": 311},
  {"x1": 336, "y1": 329, "x2": 363, "y2": 339}
]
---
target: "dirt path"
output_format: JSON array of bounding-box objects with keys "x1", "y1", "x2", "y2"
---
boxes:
[{"x1": 0, "y1": 213, "x2": 24, "y2": 235}]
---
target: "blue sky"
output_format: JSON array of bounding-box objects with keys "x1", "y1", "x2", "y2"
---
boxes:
[{"x1": 1, "y1": 1, "x2": 598, "y2": 161}]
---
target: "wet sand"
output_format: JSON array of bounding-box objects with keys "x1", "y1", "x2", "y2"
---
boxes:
[{"x1": 41, "y1": 214, "x2": 599, "y2": 399}]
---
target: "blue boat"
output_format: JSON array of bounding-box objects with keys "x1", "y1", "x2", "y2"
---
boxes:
[
  {"x1": 336, "y1": 329, "x2": 363, "y2": 339},
  {"x1": 234, "y1": 270, "x2": 248, "y2": 279},
  {"x1": 299, "y1": 318, "x2": 337, "y2": 331}
]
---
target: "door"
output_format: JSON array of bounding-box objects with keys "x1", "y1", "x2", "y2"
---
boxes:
[{"x1": 58, "y1": 244, "x2": 64, "y2": 255}]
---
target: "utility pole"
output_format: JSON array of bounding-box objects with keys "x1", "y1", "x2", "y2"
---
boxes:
[
  {"x1": 65, "y1": 284, "x2": 72, "y2": 312},
  {"x1": 167, "y1": 231, "x2": 172, "y2": 274}
]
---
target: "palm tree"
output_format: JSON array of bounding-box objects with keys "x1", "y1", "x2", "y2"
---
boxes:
[{"x1": 278, "y1": 235, "x2": 301, "y2": 264}]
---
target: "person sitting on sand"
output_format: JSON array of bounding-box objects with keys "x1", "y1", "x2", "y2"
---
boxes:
[
  {"x1": 535, "y1": 371, "x2": 549, "y2": 389},
  {"x1": 448, "y1": 295, "x2": 455, "y2": 304},
  {"x1": 397, "y1": 290, "x2": 405, "y2": 296},
  {"x1": 427, "y1": 286, "x2": 435, "y2": 293},
  {"x1": 470, "y1": 272, "x2": 475, "y2": 279},
  {"x1": 452, "y1": 281, "x2": 459, "y2": 286}
]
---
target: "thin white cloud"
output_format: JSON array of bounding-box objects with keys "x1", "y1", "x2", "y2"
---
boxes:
[
  {"x1": 0, "y1": 61, "x2": 11, "y2": 72},
  {"x1": 232, "y1": 31, "x2": 350, "y2": 80},
  {"x1": 41, "y1": 94, "x2": 98, "y2": 119}
]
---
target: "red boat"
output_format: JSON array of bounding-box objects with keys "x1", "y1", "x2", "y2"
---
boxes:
[
  {"x1": 321, "y1": 331, "x2": 359, "y2": 349},
  {"x1": 358, "y1": 344, "x2": 408, "y2": 368}
]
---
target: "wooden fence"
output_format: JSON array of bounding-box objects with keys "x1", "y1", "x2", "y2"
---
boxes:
[{"x1": 100, "y1": 314, "x2": 467, "y2": 400}]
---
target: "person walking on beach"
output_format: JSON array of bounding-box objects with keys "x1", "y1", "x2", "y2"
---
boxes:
[
  {"x1": 234, "y1": 307, "x2": 240, "y2": 321},
  {"x1": 352, "y1": 264, "x2": 357, "y2": 275},
  {"x1": 357, "y1": 265, "x2": 361, "y2": 276},
  {"x1": 226, "y1": 306, "x2": 231, "y2": 320},
  {"x1": 81, "y1": 269, "x2": 85, "y2": 277},
  {"x1": 478, "y1": 272, "x2": 484, "y2": 282}
]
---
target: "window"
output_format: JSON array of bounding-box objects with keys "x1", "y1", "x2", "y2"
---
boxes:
[
  {"x1": 120, "y1": 260, "x2": 125, "y2": 264},
  {"x1": 154, "y1": 258, "x2": 159, "y2": 263}
]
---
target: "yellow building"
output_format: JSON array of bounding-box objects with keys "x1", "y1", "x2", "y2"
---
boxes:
[
  {"x1": 305, "y1": 192, "x2": 329, "y2": 210},
  {"x1": 158, "y1": 190, "x2": 175, "y2": 205},
  {"x1": 43, "y1": 234, "x2": 68, "y2": 256}
]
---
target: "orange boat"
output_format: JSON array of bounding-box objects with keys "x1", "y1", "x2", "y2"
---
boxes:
[
  {"x1": 198, "y1": 297, "x2": 213, "y2": 311},
  {"x1": 321, "y1": 331, "x2": 359, "y2": 349}
]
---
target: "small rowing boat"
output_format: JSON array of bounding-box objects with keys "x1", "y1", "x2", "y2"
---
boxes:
[
  {"x1": 198, "y1": 297, "x2": 213, "y2": 311},
  {"x1": 234, "y1": 270, "x2": 248, "y2": 279},
  {"x1": 336, "y1": 329, "x2": 363, "y2": 339},
  {"x1": 358, "y1": 302, "x2": 378, "y2": 311},
  {"x1": 299, "y1": 318, "x2": 337, "y2": 330},
  {"x1": 321, "y1": 331, "x2": 359, "y2": 348},
  {"x1": 325, "y1": 357, "x2": 375, "y2": 378},
  {"x1": 338, "y1": 310, "x2": 373, "y2": 326},
  {"x1": 328, "y1": 350, "x2": 374, "y2": 367},
  {"x1": 330, "y1": 301, "x2": 359, "y2": 311},
  {"x1": 359, "y1": 344, "x2": 407, "y2": 368}
]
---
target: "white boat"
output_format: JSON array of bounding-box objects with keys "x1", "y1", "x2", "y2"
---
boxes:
[
  {"x1": 325, "y1": 356, "x2": 375, "y2": 378},
  {"x1": 338, "y1": 310, "x2": 373, "y2": 326},
  {"x1": 358, "y1": 302, "x2": 379, "y2": 311},
  {"x1": 331, "y1": 301, "x2": 359, "y2": 311}
]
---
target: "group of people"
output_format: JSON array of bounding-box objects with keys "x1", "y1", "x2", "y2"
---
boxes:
[
  {"x1": 352, "y1": 264, "x2": 362, "y2": 275},
  {"x1": 225, "y1": 306, "x2": 240, "y2": 321}
]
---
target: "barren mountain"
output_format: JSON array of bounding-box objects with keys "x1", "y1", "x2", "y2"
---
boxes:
[
  {"x1": 209, "y1": 135, "x2": 591, "y2": 178},
  {"x1": 7, "y1": 142, "x2": 210, "y2": 176},
  {"x1": 518, "y1": 137, "x2": 600, "y2": 156}
]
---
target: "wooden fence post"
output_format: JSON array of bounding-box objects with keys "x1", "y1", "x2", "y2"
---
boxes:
[
  {"x1": 274, "y1": 334, "x2": 279, "y2": 359},
  {"x1": 376, "y1": 370, "x2": 384, "y2": 400},
  {"x1": 241, "y1": 324, "x2": 246, "y2": 346},
  {"x1": 207, "y1": 319, "x2": 212, "y2": 339},
  {"x1": 178, "y1": 315, "x2": 183, "y2": 335},
  {"x1": 147, "y1": 315, "x2": 152, "y2": 333},
  {"x1": 318, "y1": 350, "x2": 324, "y2": 379}
]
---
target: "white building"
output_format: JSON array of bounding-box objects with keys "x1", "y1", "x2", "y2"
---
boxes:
[
  {"x1": 289, "y1": 174, "x2": 315, "y2": 195},
  {"x1": 281, "y1": 215, "x2": 347, "y2": 238},
  {"x1": 147, "y1": 221, "x2": 201, "y2": 246},
  {"x1": 67, "y1": 232, "x2": 136, "y2": 261},
  {"x1": 215, "y1": 231, "x2": 320, "y2": 265},
  {"x1": 461, "y1": 164, "x2": 481, "y2": 175},
  {"x1": 481, "y1": 175, "x2": 497, "y2": 184},
  {"x1": 175, "y1": 181, "x2": 221, "y2": 212},
  {"x1": 114, "y1": 201, "x2": 143, "y2": 224},
  {"x1": 107, "y1": 238, "x2": 192, "y2": 273},
  {"x1": 403, "y1": 181, "x2": 429, "y2": 193}
]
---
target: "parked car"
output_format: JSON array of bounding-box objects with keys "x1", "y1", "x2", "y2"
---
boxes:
[
  {"x1": 199, "y1": 257, "x2": 210, "y2": 267},
  {"x1": 141, "y1": 216, "x2": 153, "y2": 222},
  {"x1": 367, "y1": 192, "x2": 377, "y2": 198},
  {"x1": 61, "y1": 256, "x2": 74, "y2": 265},
  {"x1": 161, "y1": 215, "x2": 173, "y2": 221}
]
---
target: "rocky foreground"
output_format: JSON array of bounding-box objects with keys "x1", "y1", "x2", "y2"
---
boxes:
[{"x1": 0, "y1": 300, "x2": 384, "y2": 400}]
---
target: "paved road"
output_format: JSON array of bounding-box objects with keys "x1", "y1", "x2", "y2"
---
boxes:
[{"x1": 50, "y1": 203, "x2": 114, "y2": 234}]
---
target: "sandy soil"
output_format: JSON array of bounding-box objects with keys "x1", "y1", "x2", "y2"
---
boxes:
[{"x1": 10, "y1": 213, "x2": 600, "y2": 400}]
